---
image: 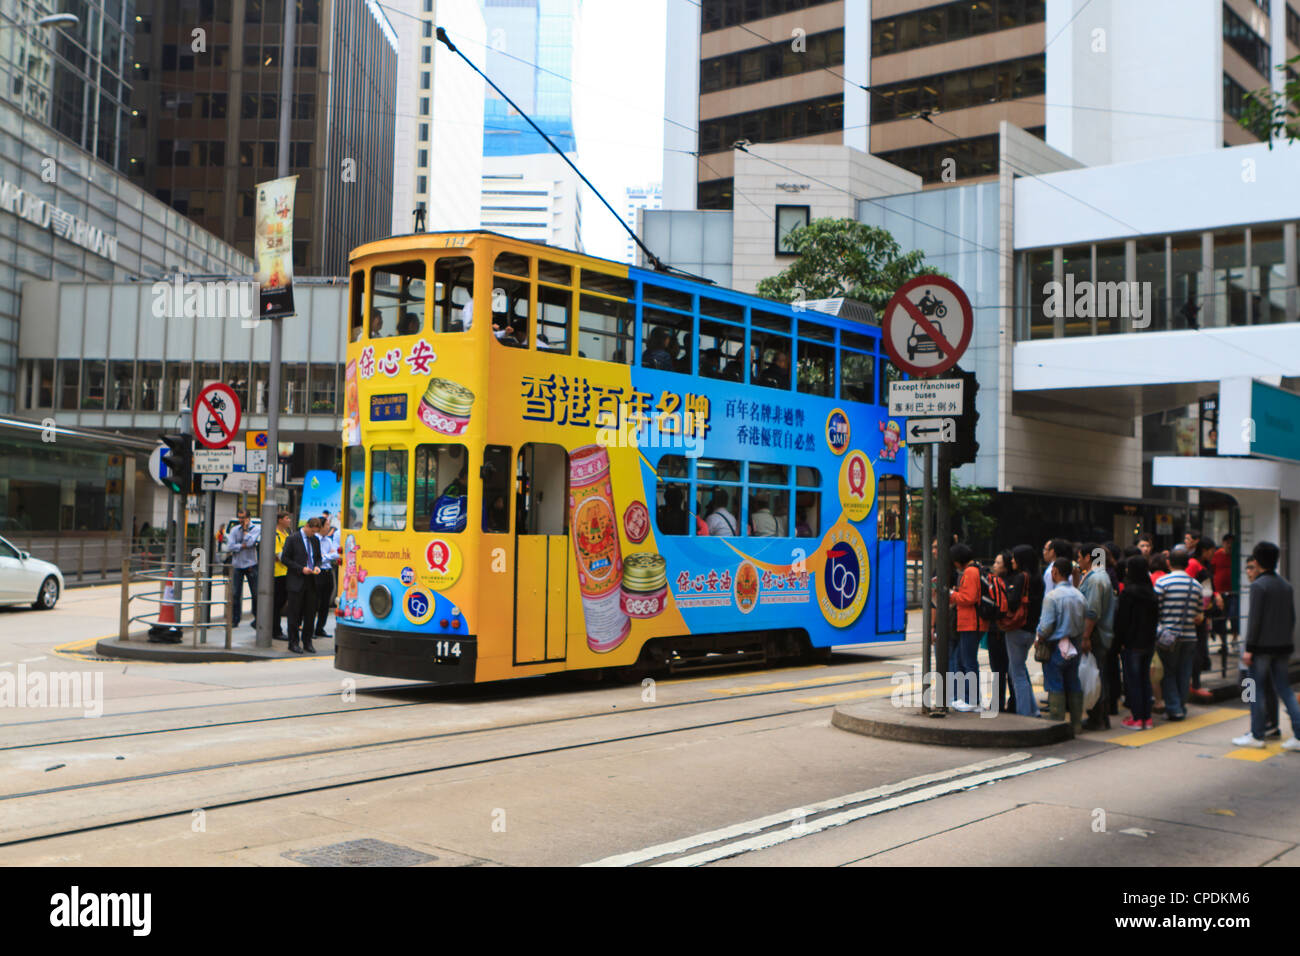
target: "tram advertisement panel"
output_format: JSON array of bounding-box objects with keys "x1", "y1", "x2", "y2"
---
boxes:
[{"x1": 342, "y1": 245, "x2": 907, "y2": 679}]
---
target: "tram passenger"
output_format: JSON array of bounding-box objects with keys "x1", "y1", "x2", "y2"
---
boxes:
[
  {"x1": 749, "y1": 495, "x2": 777, "y2": 536},
  {"x1": 676, "y1": 333, "x2": 693, "y2": 373},
  {"x1": 397, "y1": 309, "x2": 420, "y2": 335},
  {"x1": 659, "y1": 486, "x2": 688, "y2": 535},
  {"x1": 759, "y1": 349, "x2": 791, "y2": 389},
  {"x1": 643, "y1": 328, "x2": 675, "y2": 370},
  {"x1": 705, "y1": 490, "x2": 738, "y2": 537},
  {"x1": 368, "y1": 309, "x2": 385, "y2": 338},
  {"x1": 699, "y1": 347, "x2": 722, "y2": 379}
]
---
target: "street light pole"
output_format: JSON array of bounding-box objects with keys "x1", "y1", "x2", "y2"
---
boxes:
[{"x1": 255, "y1": 0, "x2": 295, "y2": 650}]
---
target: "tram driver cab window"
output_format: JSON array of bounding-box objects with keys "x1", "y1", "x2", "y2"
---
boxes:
[
  {"x1": 516, "y1": 443, "x2": 568, "y2": 535},
  {"x1": 369, "y1": 261, "x2": 426, "y2": 338},
  {"x1": 413, "y1": 444, "x2": 468, "y2": 533}
]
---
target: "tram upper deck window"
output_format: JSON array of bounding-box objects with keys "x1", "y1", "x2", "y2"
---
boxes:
[
  {"x1": 491, "y1": 252, "x2": 531, "y2": 349},
  {"x1": 369, "y1": 261, "x2": 426, "y2": 339},
  {"x1": 797, "y1": 337, "x2": 834, "y2": 397},
  {"x1": 537, "y1": 259, "x2": 572, "y2": 353},
  {"x1": 879, "y1": 359, "x2": 902, "y2": 406},
  {"x1": 413, "y1": 443, "x2": 468, "y2": 533},
  {"x1": 578, "y1": 270, "x2": 635, "y2": 364},
  {"x1": 368, "y1": 446, "x2": 408, "y2": 531},
  {"x1": 642, "y1": 307, "x2": 691, "y2": 372},
  {"x1": 699, "y1": 318, "x2": 744, "y2": 381},
  {"x1": 432, "y1": 255, "x2": 474, "y2": 333},
  {"x1": 753, "y1": 332, "x2": 791, "y2": 390},
  {"x1": 840, "y1": 350, "x2": 875, "y2": 405},
  {"x1": 349, "y1": 271, "x2": 364, "y2": 343}
]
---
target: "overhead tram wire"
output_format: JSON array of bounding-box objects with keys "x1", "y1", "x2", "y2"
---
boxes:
[{"x1": 435, "y1": 26, "x2": 699, "y2": 279}]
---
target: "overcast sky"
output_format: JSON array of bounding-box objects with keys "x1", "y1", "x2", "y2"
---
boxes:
[{"x1": 572, "y1": 0, "x2": 667, "y2": 262}]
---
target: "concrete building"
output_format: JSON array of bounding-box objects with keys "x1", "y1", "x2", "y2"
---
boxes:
[
  {"x1": 127, "y1": 0, "x2": 399, "y2": 275},
  {"x1": 401, "y1": 0, "x2": 485, "y2": 236},
  {"x1": 481, "y1": 153, "x2": 583, "y2": 251}
]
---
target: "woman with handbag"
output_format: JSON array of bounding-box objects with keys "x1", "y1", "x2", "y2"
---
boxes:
[
  {"x1": 1006, "y1": 545, "x2": 1044, "y2": 717},
  {"x1": 948, "y1": 544, "x2": 983, "y2": 712},
  {"x1": 1114, "y1": 554, "x2": 1159, "y2": 729}
]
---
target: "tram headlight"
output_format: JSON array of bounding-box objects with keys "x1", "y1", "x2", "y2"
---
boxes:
[{"x1": 369, "y1": 584, "x2": 393, "y2": 619}]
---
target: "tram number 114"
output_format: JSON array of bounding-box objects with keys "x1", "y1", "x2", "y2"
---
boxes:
[{"x1": 434, "y1": 640, "x2": 462, "y2": 662}]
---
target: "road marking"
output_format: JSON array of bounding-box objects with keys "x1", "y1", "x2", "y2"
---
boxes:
[
  {"x1": 1105, "y1": 708, "x2": 1245, "y2": 746},
  {"x1": 710, "y1": 670, "x2": 891, "y2": 696},
  {"x1": 584, "y1": 752, "x2": 1035, "y2": 867},
  {"x1": 656, "y1": 757, "x2": 1065, "y2": 867},
  {"x1": 794, "y1": 686, "x2": 898, "y2": 705},
  {"x1": 19, "y1": 656, "x2": 46, "y2": 663},
  {"x1": 1224, "y1": 743, "x2": 1285, "y2": 762}
]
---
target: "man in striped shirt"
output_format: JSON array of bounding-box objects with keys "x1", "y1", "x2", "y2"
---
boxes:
[{"x1": 1154, "y1": 550, "x2": 1204, "y2": 721}]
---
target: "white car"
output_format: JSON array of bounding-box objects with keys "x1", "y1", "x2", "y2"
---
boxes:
[{"x1": 0, "y1": 535, "x2": 63, "y2": 610}]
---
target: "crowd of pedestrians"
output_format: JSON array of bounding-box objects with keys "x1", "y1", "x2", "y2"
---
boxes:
[
  {"x1": 224, "y1": 507, "x2": 340, "y2": 654},
  {"x1": 933, "y1": 532, "x2": 1298, "y2": 749}
]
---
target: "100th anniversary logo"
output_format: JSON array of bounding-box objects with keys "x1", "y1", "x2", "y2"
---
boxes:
[{"x1": 818, "y1": 524, "x2": 868, "y2": 627}]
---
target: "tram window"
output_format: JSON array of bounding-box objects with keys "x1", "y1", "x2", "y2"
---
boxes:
[
  {"x1": 537, "y1": 284, "x2": 571, "y2": 353},
  {"x1": 697, "y1": 457, "x2": 740, "y2": 483},
  {"x1": 841, "y1": 331, "x2": 873, "y2": 352},
  {"x1": 751, "y1": 310, "x2": 791, "y2": 333},
  {"x1": 642, "y1": 307, "x2": 691, "y2": 372},
  {"x1": 490, "y1": 276, "x2": 530, "y2": 349},
  {"x1": 840, "y1": 351, "x2": 875, "y2": 404},
  {"x1": 369, "y1": 261, "x2": 426, "y2": 339},
  {"x1": 877, "y1": 475, "x2": 905, "y2": 541},
  {"x1": 538, "y1": 259, "x2": 572, "y2": 285},
  {"x1": 343, "y1": 445, "x2": 364, "y2": 529},
  {"x1": 700, "y1": 297, "x2": 744, "y2": 323},
  {"x1": 699, "y1": 485, "x2": 740, "y2": 537},
  {"x1": 432, "y1": 256, "x2": 474, "y2": 332},
  {"x1": 578, "y1": 294, "x2": 633, "y2": 364},
  {"x1": 368, "y1": 446, "x2": 408, "y2": 531},
  {"x1": 657, "y1": 454, "x2": 688, "y2": 479},
  {"x1": 795, "y1": 489, "x2": 820, "y2": 538},
  {"x1": 699, "y1": 318, "x2": 745, "y2": 381},
  {"x1": 797, "y1": 340, "x2": 834, "y2": 397},
  {"x1": 494, "y1": 252, "x2": 530, "y2": 277},
  {"x1": 656, "y1": 480, "x2": 691, "y2": 536},
  {"x1": 879, "y1": 359, "x2": 902, "y2": 406},
  {"x1": 580, "y1": 270, "x2": 635, "y2": 299},
  {"x1": 517, "y1": 443, "x2": 568, "y2": 535},
  {"x1": 641, "y1": 282, "x2": 693, "y2": 313},
  {"x1": 754, "y1": 334, "x2": 791, "y2": 390},
  {"x1": 481, "y1": 444, "x2": 512, "y2": 533},
  {"x1": 413, "y1": 443, "x2": 468, "y2": 533},
  {"x1": 799, "y1": 320, "x2": 835, "y2": 342},
  {"x1": 747, "y1": 489, "x2": 789, "y2": 537},
  {"x1": 348, "y1": 271, "x2": 364, "y2": 343},
  {"x1": 750, "y1": 462, "x2": 787, "y2": 486}
]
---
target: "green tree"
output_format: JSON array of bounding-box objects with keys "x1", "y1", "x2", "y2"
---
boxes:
[
  {"x1": 755, "y1": 218, "x2": 941, "y2": 312},
  {"x1": 1239, "y1": 54, "x2": 1300, "y2": 146}
]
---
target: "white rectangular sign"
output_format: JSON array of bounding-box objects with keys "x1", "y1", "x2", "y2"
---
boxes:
[
  {"x1": 905, "y1": 417, "x2": 957, "y2": 444},
  {"x1": 889, "y1": 379, "x2": 964, "y2": 417},
  {"x1": 245, "y1": 448, "x2": 267, "y2": 473},
  {"x1": 199, "y1": 475, "x2": 224, "y2": 490},
  {"x1": 192, "y1": 448, "x2": 235, "y2": 474}
]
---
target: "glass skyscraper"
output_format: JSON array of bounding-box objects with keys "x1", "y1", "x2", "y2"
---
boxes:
[{"x1": 483, "y1": 0, "x2": 576, "y2": 157}]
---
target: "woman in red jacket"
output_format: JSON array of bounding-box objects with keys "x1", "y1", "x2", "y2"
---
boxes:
[{"x1": 948, "y1": 543, "x2": 982, "y2": 711}]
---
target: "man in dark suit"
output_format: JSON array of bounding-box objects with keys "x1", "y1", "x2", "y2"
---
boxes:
[{"x1": 281, "y1": 516, "x2": 324, "y2": 654}]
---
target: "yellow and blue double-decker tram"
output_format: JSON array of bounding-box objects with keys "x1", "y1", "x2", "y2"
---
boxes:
[{"x1": 335, "y1": 231, "x2": 908, "y2": 684}]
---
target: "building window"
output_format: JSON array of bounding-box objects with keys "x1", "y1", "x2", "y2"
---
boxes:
[
  {"x1": 868, "y1": 55, "x2": 1046, "y2": 124},
  {"x1": 421, "y1": 72, "x2": 430, "y2": 90},
  {"x1": 423, "y1": 20, "x2": 433, "y2": 37},
  {"x1": 698, "y1": 94, "x2": 843, "y2": 154},
  {"x1": 1223, "y1": 4, "x2": 1270, "y2": 75},
  {"x1": 418, "y1": 149, "x2": 428, "y2": 167},
  {"x1": 1224, "y1": 73, "x2": 1269, "y2": 138},
  {"x1": 702, "y1": 0, "x2": 838, "y2": 33},
  {"x1": 700, "y1": 29, "x2": 844, "y2": 94},
  {"x1": 422, "y1": 46, "x2": 431, "y2": 64},
  {"x1": 875, "y1": 127, "x2": 1043, "y2": 184},
  {"x1": 697, "y1": 177, "x2": 733, "y2": 210},
  {"x1": 872, "y1": 0, "x2": 1046, "y2": 56},
  {"x1": 420, "y1": 97, "x2": 430, "y2": 116},
  {"x1": 775, "y1": 205, "x2": 809, "y2": 255},
  {"x1": 1288, "y1": 5, "x2": 1300, "y2": 47},
  {"x1": 419, "y1": 123, "x2": 429, "y2": 142},
  {"x1": 417, "y1": 175, "x2": 427, "y2": 193}
]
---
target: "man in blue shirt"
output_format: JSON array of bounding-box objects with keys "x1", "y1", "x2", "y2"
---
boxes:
[
  {"x1": 1036, "y1": 556, "x2": 1087, "y2": 731},
  {"x1": 224, "y1": 509, "x2": 260, "y2": 628}
]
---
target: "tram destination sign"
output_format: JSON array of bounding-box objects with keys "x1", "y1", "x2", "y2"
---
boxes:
[{"x1": 888, "y1": 379, "x2": 964, "y2": 418}]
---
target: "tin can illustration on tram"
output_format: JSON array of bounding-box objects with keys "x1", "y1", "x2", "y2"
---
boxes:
[
  {"x1": 620, "y1": 552, "x2": 667, "y2": 619},
  {"x1": 417, "y1": 378, "x2": 475, "y2": 436},
  {"x1": 569, "y1": 444, "x2": 630, "y2": 652}
]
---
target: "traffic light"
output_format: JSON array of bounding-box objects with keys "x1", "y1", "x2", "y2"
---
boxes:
[
  {"x1": 159, "y1": 434, "x2": 192, "y2": 495},
  {"x1": 948, "y1": 366, "x2": 980, "y2": 468}
]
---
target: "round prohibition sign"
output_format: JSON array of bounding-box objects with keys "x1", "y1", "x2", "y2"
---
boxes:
[
  {"x1": 192, "y1": 382, "x2": 242, "y2": 449},
  {"x1": 882, "y1": 275, "x2": 973, "y2": 378}
]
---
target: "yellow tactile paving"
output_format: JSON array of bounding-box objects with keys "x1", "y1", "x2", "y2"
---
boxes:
[{"x1": 1105, "y1": 707, "x2": 1246, "y2": 746}]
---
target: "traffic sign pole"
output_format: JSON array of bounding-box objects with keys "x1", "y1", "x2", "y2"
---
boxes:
[{"x1": 921, "y1": 443, "x2": 934, "y2": 714}]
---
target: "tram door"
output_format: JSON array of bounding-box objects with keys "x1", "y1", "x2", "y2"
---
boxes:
[
  {"x1": 875, "y1": 476, "x2": 907, "y2": 635},
  {"x1": 514, "y1": 443, "x2": 569, "y2": 664}
]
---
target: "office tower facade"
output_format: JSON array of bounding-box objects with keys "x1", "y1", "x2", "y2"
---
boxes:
[
  {"x1": 128, "y1": 0, "x2": 398, "y2": 275},
  {"x1": 482, "y1": 0, "x2": 578, "y2": 157}
]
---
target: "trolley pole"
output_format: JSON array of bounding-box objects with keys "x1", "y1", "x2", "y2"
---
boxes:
[
  {"x1": 920, "y1": 443, "x2": 934, "y2": 713},
  {"x1": 255, "y1": 0, "x2": 295, "y2": 650}
]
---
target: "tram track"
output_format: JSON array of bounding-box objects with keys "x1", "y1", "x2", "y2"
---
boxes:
[{"x1": 0, "y1": 664, "x2": 902, "y2": 848}]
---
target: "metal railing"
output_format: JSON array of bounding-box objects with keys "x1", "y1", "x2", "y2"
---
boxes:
[{"x1": 119, "y1": 555, "x2": 233, "y2": 649}]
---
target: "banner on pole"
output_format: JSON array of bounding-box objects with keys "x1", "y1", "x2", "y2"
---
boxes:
[{"x1": 254, "y1": 174, "x2": 298, "y2": 319}]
